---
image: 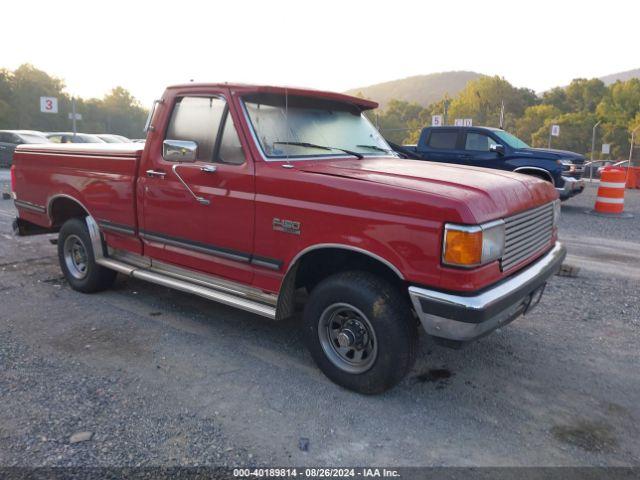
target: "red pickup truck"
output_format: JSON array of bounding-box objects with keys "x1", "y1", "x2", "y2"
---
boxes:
[{"x1": 11, "y1": 83, "x2": 566, "y2": 393}]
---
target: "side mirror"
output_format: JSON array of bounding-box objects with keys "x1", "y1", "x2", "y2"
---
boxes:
[
  {"x1": 490, "y1": 143, "x2": 505, "y2": 155},
  {"x1": 163, "y1": 139, "x2": 198, "y2": 162}
]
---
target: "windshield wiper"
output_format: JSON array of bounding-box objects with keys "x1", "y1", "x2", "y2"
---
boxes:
[
  {"x1": 356, "y1": 144, "x2": 394, "y2": 154},
  {"x1": 273, "y1": 141, "x2": 363, "y2": 159}
]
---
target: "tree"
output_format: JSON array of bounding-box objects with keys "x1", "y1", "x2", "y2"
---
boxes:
[
  {"x1": 0, "y1": 69, "x2": 14, "y2": 128},
  {"x1": 565, "y1": 78, "x2": 606, "y2": 113},
  {"x1": 100, "y1": 87, "x2": 148, "y2": 137},
  {"x1": 596, "y1": 79, "x2": 640, "y2": 125},
  {"x1": 515, "y1": 105, "x2": 561, "y2": 147},
  {"x1": 375, "y1": 99, "x2": 425, "y2": 143},
  {"x1": 0, "y1": 64, "x2": 149, "y2": 136},
  {"x1": 9, "y1": 64, "x2": 69, "y2": 131},
  {"x1": 542, "y1": 87, "x2": 570, "y2": 113},
  {"x1": 447, "y1": 76, "x2": 537, "y2": 129},
  {"x1": 531, "y1": 112, "x2": 597, "y2": 153}
]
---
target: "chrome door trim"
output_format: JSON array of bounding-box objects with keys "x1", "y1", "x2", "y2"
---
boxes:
[
  {"x1": 86, "y1": 218, "x2": 277, "y2": 318},
  {"x1": 139, "y1": 230, "x2": 250, "y2": 263},
  {"x1": 13, "y1": 199, "x2": 46, "y2": 214}
]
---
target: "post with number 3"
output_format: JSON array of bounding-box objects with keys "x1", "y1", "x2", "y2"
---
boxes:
[{"x1": 39, "y1": 96, "x2": 58, "y2": 114}]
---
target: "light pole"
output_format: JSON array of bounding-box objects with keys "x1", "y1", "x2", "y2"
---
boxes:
[
  {"x1": 71, "y1": 97, "x2": 77, "y2": 136},
  {"x1": 591, "y1": 120, "x2": 601, "y2": 161}
]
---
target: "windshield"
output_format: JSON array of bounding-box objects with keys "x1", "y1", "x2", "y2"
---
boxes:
[
  {"x1": 78, "y1": 134, "x2": 106, "y2": 143},
  {"x1": 493, "y1": 130, "x2": 530, "y2": 149},
  {"x1": 20, "y1": 134, "x2": 49, "y2": 144},
  {"x1": 243, "y1": 94, "x2": 393, "y2": 160}
]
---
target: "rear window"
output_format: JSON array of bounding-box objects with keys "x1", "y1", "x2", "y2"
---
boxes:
[{"x1": 427, "y1": 130, "x2": 458, "y2": 150}]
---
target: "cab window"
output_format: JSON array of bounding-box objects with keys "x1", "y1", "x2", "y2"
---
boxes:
[
  {"x1": 427, "y1": 130, "x2": 458, "y2": 150},
  {"x1": 218, "y1": 112, "x2": 244, "y2": 165},
  {"x1": 465, "y1": 133, "x2": 497, "y2": 152}
]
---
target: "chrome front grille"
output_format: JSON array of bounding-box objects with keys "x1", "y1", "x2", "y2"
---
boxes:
[{"x1": 501, "y1": 202, "x2": 554, "y2": 271}]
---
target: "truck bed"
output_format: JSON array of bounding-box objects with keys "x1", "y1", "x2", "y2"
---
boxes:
[{"x1": 12, "y1": 143, "x2": 144, "y2": 238}]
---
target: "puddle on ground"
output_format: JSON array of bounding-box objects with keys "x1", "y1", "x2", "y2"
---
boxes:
[{"x1": 552, "y1": 420, "x2": 617, "y2": 453}]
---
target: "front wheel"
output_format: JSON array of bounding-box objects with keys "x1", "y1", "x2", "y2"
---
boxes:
[
  {"x1": 57, "y1": 217, "x2": 117, "y2": 293},
  {"x1": 303, "y1": 271, "x2": 417, "y2": 394}
]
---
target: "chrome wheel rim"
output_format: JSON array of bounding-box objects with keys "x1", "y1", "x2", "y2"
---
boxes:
[
  {"x1": 63, "y1": 234, "x2": 89, "y2": 279},
  {"x1": 318, "y1": 303, "x2": 378, "y2": 374}
]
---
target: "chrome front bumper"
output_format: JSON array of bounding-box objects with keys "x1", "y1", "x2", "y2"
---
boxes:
[
  {"x1": 408, "y1": 243, "x2": 566, "y2": 342},
  {"x1": 557, "y1": 177, "x2": 585, "y2": 198}
]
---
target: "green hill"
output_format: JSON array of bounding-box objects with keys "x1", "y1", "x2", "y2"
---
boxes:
[
  {"x1": 598, "y1": 68, "x2": 640, "y2": 85},
  {"x1": 345, "y1": 71, "x2": 483, "y2": 109}
]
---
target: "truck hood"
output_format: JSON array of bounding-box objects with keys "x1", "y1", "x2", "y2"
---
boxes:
[
  {"x1": 299, "y1": 158, "x2": 557, "y2": 223},
  {"x1": 516, "y1": 147, "x2": 585, "y2": 163}
]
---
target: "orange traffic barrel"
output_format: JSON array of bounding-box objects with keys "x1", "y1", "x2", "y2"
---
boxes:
[
  {"x1": 594, "y1": 167, "x2": 626, "y2": 214},
  {"x1": 624, "y1": 166, "x2": 640, "y2": 189}
]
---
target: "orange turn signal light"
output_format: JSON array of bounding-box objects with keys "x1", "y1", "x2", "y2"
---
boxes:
[{"x1": 443, "y1": 228, "x2": 483, "y2": 266}]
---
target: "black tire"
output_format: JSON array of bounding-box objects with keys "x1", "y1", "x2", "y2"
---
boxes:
[
  {"x1": 57, "y1": 217, "x2": 117, "y2": 293},
  {"x1": 303, "y1": 271, "x2": 417, "y2": 394}
]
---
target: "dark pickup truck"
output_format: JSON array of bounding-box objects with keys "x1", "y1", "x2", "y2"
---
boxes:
[{"x1": 394, "y1": 126, "x2": 585, "y2": 200}]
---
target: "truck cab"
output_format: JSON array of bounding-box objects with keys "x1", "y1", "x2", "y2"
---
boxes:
[{"x1": 400, "y1": 126, "x2": 585, "y2": 200}]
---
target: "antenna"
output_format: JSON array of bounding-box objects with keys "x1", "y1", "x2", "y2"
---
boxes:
[{"x1": 284, "y1": 87, "x2": 291, "y2": 165}]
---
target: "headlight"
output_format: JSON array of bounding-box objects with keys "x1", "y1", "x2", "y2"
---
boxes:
[
  {"x1": 553, "y1": 199, "x2": 561, "y2": 226},
  {"x1": 442, "y1": 220, "x2": 505, "y2": 268},
  {"x1": 557, "y1": 159, "x2": 575, "y2": 172}
]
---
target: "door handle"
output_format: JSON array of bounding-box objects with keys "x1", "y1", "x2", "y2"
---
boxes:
[
  {"x1": 200, "y1": 165, "x2": 217, "y2": 173},
  {"x1": 146, "y1": 169, "x2": 166, "y2": 179}
]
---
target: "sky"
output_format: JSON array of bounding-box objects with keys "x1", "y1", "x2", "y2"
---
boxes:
[{"x1": 2, "y1": 0, "x2": 638, "y2": 107}]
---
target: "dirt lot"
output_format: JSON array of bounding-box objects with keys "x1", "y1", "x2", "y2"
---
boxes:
[{"x1": 1, "y1": 172, "x2": 639, "y2": 467}]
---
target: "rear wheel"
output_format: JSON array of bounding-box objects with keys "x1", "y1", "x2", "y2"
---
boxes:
[
  {"x1": 57, "y1": 217, "x2": 116, "y2": 293},
  {"x1": 303, "y1": 271, "x2": 417, "y2": 394}
]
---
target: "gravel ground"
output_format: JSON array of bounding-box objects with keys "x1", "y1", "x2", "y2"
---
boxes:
[
  {"x1": 560, "y1": 179, "x2": 639, "y2": 242},
  {"x1": 0, "y1": 172, "x2": 639, "y2": 467}
]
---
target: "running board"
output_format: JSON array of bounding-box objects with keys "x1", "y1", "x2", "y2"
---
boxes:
[{"x1": 86, "y1": 217, "x2": 276, "y2": 319}]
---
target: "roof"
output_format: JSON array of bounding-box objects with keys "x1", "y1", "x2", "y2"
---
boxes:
[
  {"x1": 429, "y1": 126, "x2": 505, "y2": 131},
  {"x1": 165, "y1": 82, "x2": 378, "y2": 110}
]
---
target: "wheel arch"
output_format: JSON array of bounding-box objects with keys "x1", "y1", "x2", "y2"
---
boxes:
[
  {"x1": 47, "y1": 194, "x2": 92, "y2": 228},
  {"x1": 275, "y1": 244, "x2": 405, "y2": 321},
  {"x1": 513, "y1": 166, "x2": 554, "y2": 183}
]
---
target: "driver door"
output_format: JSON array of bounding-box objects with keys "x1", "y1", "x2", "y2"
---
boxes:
[
  {"x1": 462, "y1": 131, "x2": 504, "y2": 169},
  {"x1": 139, "y1": 92, "x2": 255, "y2": 284}
]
